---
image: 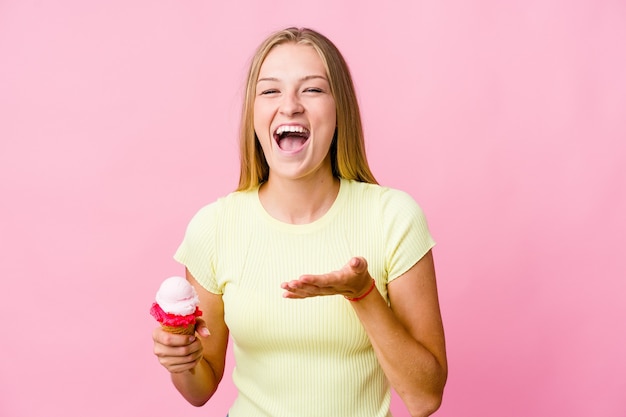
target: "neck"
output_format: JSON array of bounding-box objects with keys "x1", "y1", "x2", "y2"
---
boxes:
[{"x1": 259, "y1": 173, "x2": 340, "y2": 225}]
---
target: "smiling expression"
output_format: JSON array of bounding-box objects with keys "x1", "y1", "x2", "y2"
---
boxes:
[{"x1": 253, "y1": 42, "x2": 337, "y2": 182}]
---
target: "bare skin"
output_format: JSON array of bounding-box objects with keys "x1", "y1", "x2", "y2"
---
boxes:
[
  {"x1": 152, "y1": 252, "x2": 447, "y2": 414},
  {"x1": 282, "y1": 252, "x2": 447, "y2": 416},
  {"x1": 152, "y1": 42, "x2": 447, "y2": 416},
  {"x1": 152, "y1": 270, "x2": 228, "y2": 406}
]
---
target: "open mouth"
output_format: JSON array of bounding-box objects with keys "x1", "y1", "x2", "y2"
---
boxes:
[{"x1": 274, "y1": 125, "x2": 310, "y2": 152}]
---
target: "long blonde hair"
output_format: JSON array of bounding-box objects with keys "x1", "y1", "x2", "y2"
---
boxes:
[{"x1": 236, "y1": 27, "x2": 377, "y2": 191}]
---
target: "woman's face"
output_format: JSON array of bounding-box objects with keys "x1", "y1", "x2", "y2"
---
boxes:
[{"x1": 254, "y1": 42, "x2": 337, "y2": 183}]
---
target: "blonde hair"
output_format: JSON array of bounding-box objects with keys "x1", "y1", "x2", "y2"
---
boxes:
[{"x1": 236, "y1": 27, "x2": 377, "y2": 191}]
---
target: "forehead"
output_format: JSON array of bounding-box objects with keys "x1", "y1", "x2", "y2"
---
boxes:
[{"x1": 258, "y1": 43, "x2": 327, "y2": 79}]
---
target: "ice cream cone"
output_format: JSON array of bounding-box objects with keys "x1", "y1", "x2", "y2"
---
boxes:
[
  {"x1": 150, "y1": 276, "x2": 203, "y2": 334},
  {"x1": 161, "y1": 322, "x2": 196, "y2": 335}
]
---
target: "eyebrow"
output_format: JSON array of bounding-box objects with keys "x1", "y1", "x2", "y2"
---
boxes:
[{"x1": 257, "y1": 75, "x2": 328, "y2": 83}]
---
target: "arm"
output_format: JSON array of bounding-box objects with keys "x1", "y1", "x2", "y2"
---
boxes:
[
  {"x1": 282, "y1": 251, "x2": 447, "y2": 417},
  {"x1": 352, "y1": 251, "x2": 447, "y2": 416},
  {"x1": 152, "y1": 268, "x2": 229, "y2": 407}
]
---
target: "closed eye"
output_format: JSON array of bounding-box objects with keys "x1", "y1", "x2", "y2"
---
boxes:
[
  {"x1": 260, "y1": 89, "x2": 279, "y2": 95},
  {"x1": 304, "y1": 87, "x2": 323, "y2": 93}
]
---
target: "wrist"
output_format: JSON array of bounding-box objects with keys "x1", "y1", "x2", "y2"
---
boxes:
[{"x1": 344, "y1": 279, "x2": 376, "y2": 302}]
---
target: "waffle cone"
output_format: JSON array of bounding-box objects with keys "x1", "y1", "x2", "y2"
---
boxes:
[{"x1": 161, "y1": 322, "x2": 196, "y2": 335}]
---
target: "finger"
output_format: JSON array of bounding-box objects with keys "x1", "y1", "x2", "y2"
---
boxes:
[
  {"x1": 168, "y1": 359, "x2": 200, "y2": 374},
  {"x1": 281, "y1": 279, "x2": 320, "y2": 292},
  {"x1": 281, "y1": 281, "x2": 305, "y2": 298},
  {"x1": 349, "y1": 256, "x2": 368, "y2": 273},
  {"x1": 297, "y1": 272, "x2": 338, "y2": 287},
  {"x1": 283, "y1": 281, "x2": 338, "y2": 299},
  {"x1": 280, "y1": 281, "x2": 297, "y2": 290},
  {"x1": 195, "y1": 318, "x2": 211, "y2": 337},
  {"x1": 154, "y1": 337, "x2": 200, "y2": 358},
  {"x1": 160, "y1": 353, "x2": 202, "y2": 374},
  {"x1": 153, "y1": 327, "x2": 197, "y2": 347},
  {"x1": 154, "y1": 339, "x2": 203, "y2": 370},
  {"x1": 282, "y1": 291, "x2": 306, "y2": 299}
]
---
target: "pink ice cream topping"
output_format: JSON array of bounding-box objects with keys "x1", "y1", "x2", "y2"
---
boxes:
[
  {"x1": 150, "y1": 302, "x2": 202, "y2": 326},
  {"x1": 150, "y1": 276, "x2": 202, "y2": 327}
]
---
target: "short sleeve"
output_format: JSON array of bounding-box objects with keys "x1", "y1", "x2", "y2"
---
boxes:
[
  {"x1": 382, "y1": 188, "x2": 436, "y2": 282},
  {"x1": 173, "y1": 202, "x2": 222, "y2": 294}
]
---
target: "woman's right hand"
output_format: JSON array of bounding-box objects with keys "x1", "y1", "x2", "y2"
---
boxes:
[
  {"x1": 152, "y1": 319, "x2": 211, "y2": 374},
  {"x1": 152, "y1": 272, "x2": 228, "y2": 406}
]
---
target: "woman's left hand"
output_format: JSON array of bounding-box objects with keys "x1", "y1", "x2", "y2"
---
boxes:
[{"x1": 281, "y1": 256, "x2": 374, "y2": 299}]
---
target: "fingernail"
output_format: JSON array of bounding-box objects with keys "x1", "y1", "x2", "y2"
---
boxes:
[{"x1": 189, "y1": 336, "x2": 196, "y2": 342}]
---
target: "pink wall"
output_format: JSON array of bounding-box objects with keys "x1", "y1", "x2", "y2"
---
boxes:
[{"x1": 1, "y1": 1, "x2": 624, "y2": 416}]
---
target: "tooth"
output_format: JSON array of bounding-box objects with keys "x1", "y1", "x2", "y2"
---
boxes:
[{"x1": 275, "y1": 125, "x2": 309, "y2": 135}]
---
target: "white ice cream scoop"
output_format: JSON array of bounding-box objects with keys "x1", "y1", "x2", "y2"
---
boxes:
[{"x1": 155, "y1": 276, "x2": 199, "y2": 316}]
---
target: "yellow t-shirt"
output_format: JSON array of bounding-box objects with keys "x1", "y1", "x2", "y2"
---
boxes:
[{"x1": 174, "y1": 178, "x2": 435, "y2": 417}]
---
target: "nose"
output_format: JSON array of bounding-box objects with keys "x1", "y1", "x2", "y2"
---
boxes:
[{"x1": 279, "y1": 91, "x2": 304, "y2": 116}]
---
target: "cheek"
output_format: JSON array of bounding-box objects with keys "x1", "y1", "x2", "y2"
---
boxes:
[
  {"x1": 252, "y1": 118, "x2": 271, "y2": 153},
  {"x1": 325, "y1": 100, "x2": 337, "y2": 127},
  {"x1": 324, "y1": 112, "x2": 337, "y2": 136},
  {"x1": 252, "y1": 110, "x2": 266, "y2": 139},
  {"x1": 253, "y1": 102, "x2": 275, "y2": 132}
]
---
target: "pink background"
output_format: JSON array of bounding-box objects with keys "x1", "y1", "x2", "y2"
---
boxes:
[{"x1": 1, "y1": 1, "x2": 625, "y2": 416}]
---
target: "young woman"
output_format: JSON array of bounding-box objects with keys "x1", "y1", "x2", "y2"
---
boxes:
[{"x1": 152, "y1": 27, "x2": 447, "y2": 417}]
